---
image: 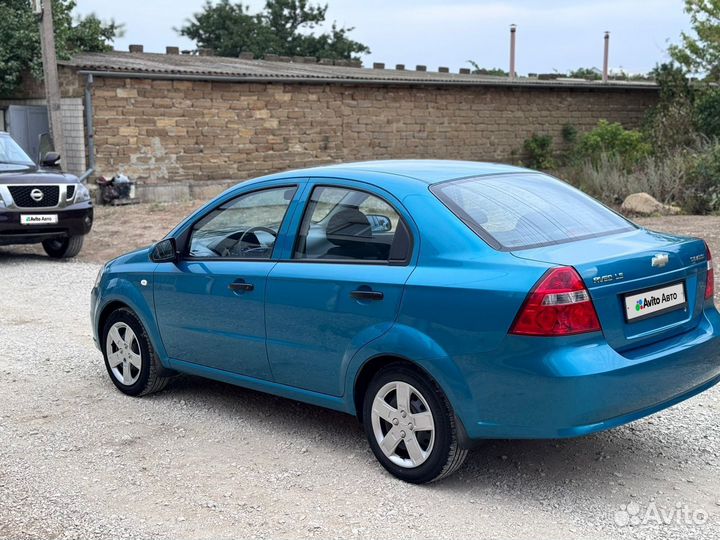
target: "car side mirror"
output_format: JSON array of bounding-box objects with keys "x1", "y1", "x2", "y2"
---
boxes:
[
  {"x1": 41, "y1": 151, "x2": 61, "y2": 168},
  {"x1": 150, "y1": 238, "x2": 178, "y2": 263},
  {"x1": 366, "y1": 214, "x2": 393, "y2": 233}
]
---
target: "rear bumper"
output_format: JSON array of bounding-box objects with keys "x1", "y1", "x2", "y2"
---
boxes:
[
  {"x1": 457, "y1": 307, "x2": 720, "y2": 440},
  {"x1": 0, "y1": 203, "x2": 93, "y2": 245}
]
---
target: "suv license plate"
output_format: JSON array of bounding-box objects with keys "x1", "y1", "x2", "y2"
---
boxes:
[
  {"x1": 624, "y1": 282, "x2": 686, "y2": 322},
  {"x1": 21, "y1": 214, "x2": 58, "y2": 225}
]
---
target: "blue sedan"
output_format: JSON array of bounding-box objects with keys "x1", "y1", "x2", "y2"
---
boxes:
[{"x1": 91, "y1": 160, "x2": 720, "y2": 484}]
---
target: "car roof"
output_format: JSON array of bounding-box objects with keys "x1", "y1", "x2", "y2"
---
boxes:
[{"x1": 246, "y1": 159, "x2": 533, "y2": 196}]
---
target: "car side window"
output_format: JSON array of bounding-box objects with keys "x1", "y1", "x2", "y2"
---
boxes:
[
  {"x1": 188, "y1": 186, "x2": 297, "y2": 259},
  {"x1": 294, "y1": 186, "x2": 411, "y2": 263}
]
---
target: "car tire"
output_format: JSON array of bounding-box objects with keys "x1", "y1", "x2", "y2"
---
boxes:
[
  {"x1": 101, "y1": 308, "x2": 171, "y2": 397},
  {"x1": 363, "y1": 364, "x2": 468, "y2": 484},
  {"x1": 42, "y1": 235, "x2": 84, "y2": 258}
]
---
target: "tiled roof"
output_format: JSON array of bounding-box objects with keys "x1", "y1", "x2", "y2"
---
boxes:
[{"x1": 61, "y1": 51, "x2": 659, "y2": 90}]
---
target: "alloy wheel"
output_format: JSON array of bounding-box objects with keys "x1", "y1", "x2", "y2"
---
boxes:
[
  {"x1": 105, "y1": 322, "x2": 142, "y2": 386},
  {"x1": 370, "y1": 381, "x2": 435, "y2": 468}
]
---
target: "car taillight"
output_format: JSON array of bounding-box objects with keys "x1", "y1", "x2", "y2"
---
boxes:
[
  {"x1": 510, "y1": 267, "x2": 601, "y2": 336},
  {"x1": 706, "y1": 242, "x2": 714, "y2": 300}
]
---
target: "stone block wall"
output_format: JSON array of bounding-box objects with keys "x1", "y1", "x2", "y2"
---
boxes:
[{"x1": 88, "y1": 76, "x2": 658, "y2": 184}]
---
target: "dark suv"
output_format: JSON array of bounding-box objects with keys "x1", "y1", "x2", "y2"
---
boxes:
[{"x1": 0, "y1": 132, "x2": 93, "y2": 258}]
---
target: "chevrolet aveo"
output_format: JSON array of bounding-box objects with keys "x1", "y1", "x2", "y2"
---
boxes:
[{"x1": 91, "y1": 160, "x2": 720, "y2": 484}]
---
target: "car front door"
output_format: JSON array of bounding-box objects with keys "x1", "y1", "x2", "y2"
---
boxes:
[
  {"x1": 265, "y1": 180, "x2": 416, "y2": 396},
  {"x1": 153, "y1": 183, "x2": 300, "y2": 379}
]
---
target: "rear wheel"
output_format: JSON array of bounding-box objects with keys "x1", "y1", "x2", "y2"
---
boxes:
[
  {"x1": 42, "y1": 235, "x2": 84, "y2": 258},
  {"x1": 363, "y1": 364, "x2": 468, "y2": 483},
  {"x1": 101, "y1": 308, "x2": 171, "y2": 396}
]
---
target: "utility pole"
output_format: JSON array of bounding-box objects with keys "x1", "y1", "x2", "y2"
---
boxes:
[{"x1": 35, "y1": 0, "x2": 65, "y2": 160}]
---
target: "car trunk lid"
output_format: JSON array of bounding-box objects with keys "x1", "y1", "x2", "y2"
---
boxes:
[{"x1": 512, "y1": 228, "x2": 709, "y2": 352}]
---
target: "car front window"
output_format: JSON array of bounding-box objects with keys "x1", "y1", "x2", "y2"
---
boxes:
[
  {"x1": 188, "y1": 186, "x2": 297, "y2": 259},
  {"x1": 0, "y1": 136, "x2": 35, "y2": 168}
]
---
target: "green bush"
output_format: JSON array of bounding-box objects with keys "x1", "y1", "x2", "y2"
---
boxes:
[
  {"x1": 682, "y1": 140, "x2": 720, "y2": 213},
  {"x1": 522, "y1": 133, "x2": 555, "y2": 169},
  {"x1": 575, "y1": 120, "x2": 652, "y2": 168},
  {"x1": 569, "y1": 151, "x2": 689, "y2": 207},
  {"x1": 561, "y1": 124, "x2": 578, "y2": 144},
  {"x1": 564, "y1": 140, "x2": 720, "y2": 214},
  {"x1": 640, "y1": 63, "x2": 698, "y2": 154},
  {"x1": 695, "y1": 89, "x2": 720, "y2": 140}
]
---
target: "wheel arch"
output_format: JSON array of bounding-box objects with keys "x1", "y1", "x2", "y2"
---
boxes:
[
  {"x1": 352, "y1": 353, "x2": 474, "y2": 449},
  {"x1": 98, "y1": 300, "x2": 131, "y2": 348},
  {"x1": 97, "y1": 298, "x2": 176, "y2": 376},
  {"x1": 95, "y1": 283, "x2": 170, "y2": 365},
  {"x1": 345, "y1": 323, "x2": 475, "y2": 445},
  {"x1": 353, "y1": 354, "x2": 420, "y2": 423}
]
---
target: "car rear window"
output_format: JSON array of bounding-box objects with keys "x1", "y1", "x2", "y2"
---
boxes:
[{"x1": 430, "y1": 173, "x2": 635, "y2": 250}]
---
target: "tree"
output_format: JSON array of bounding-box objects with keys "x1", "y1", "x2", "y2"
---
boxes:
[
  {"x1": 669, "y1": 0, "x2": 720, "y2": 80},
  {"x1": 178, "y1": 0, "x2": 370, "y2": 60},
  {"x1": 567, "y1": 67, "x2": 602, "y2": 80},
  {"x1": 466, "y1": 61, "x2": 507, "y2": 76},
  {"x1": 0, "y1": 0, "x2": 121, "y2": 97},
  {"x1": 643, "y1": 63, "x2": 698, "y2": 152}
]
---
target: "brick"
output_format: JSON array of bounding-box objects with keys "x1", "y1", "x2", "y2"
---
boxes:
[{"x1": 117, "y1": 88, "x2": 138, "y2": 98}]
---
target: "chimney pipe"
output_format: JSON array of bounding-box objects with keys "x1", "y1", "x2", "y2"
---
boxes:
[
  {"x1": 602, "y1": 31, "x2": 610, "y2": 83},
  {"x1": 509, "y1": 24, "x2": 517, "y2": 80},
  {"x1": 128, "y1": 44, "x2": 144, "y2": 53}
]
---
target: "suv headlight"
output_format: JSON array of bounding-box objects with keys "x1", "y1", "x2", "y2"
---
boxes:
[{"x1": 74, "y1": 183, "x2": 91, "y2": 203}]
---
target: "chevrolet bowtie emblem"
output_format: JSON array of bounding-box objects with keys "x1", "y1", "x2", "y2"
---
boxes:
[{"x1": 651, "y1": 253, "x2": 669, "y2": 268}]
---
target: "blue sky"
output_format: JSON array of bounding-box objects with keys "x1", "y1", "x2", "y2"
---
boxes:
[{"x1": 75, "y1": 0, "x2": 690, "y2": 74}]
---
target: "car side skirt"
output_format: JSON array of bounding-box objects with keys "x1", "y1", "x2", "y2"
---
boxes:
[{"x1": 169, "y1": 358, "x2": 353, "y2": 414}]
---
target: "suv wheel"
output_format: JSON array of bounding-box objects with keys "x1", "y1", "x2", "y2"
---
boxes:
[
  {"x1": 363, "y1": 364, "x2": 468, "y2": 484},
  {"x1": 42, "y1": 235, "x2": 84, "y2": 258},
  {"x1": 102, "y1": 308, "x2": 171, "y2": 396}
]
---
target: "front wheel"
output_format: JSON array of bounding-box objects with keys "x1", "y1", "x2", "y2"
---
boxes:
[
  {"x1": 363, "y1": 364, "x2": 468, "y2": 484},
  {"x1": 42, "y1": 235, "x2": 84, "y2": 258},
  {"x1": 102, "y1": 308, "x2": 171, "y2": 396}
]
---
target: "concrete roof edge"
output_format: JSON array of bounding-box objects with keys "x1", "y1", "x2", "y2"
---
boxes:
[{"x1": 73, "y1": 68, "x2": 659, "y2": 91}]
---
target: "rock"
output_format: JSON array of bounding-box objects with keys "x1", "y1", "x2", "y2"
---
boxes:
[{"x1": 621, "y1": 192, "x2": 681, "y2": 216}]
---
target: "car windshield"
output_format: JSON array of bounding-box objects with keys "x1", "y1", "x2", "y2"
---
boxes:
[
  {"x1": 0, "y1": 135, "x2": 35, "y2": 168},
  {"x1": 431, "y1": 173, "x2": 635, "y2": 250}
]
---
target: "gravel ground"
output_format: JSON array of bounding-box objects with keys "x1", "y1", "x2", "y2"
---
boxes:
[{"x1": 1, "y1": 216, "x2": 720, "y2": 539}]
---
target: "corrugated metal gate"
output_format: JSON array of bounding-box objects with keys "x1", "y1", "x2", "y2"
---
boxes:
[{"x1": 5, "y1": 105, "x2": 49, "y2": 163}]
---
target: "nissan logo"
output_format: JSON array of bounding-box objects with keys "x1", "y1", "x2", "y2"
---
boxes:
[{"x1": 30, "y1": 188, "x2": 44, "y2": 202}]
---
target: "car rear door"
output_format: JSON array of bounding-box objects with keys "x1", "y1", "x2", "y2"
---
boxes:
[{"x1": 264, "y1": 179, "x2": 417, "y2": 396}]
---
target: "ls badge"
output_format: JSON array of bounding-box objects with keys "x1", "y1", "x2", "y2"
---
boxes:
[{"x1": 592, "y1": 272, "x2": 625, "y2": 284}]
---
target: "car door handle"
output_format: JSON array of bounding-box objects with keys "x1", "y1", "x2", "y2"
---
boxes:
[
  {"x1": 350, "y1": 289, "x2": 384, "y2": 301},
  {"x1": 229, "y1": 280, "x2": 254, "y2": 293}
]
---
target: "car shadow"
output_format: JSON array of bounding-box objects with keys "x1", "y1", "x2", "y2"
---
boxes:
[
  {"x1": 163, "y1": 374, "x2": 363, "y2": 441},
  {"x1": 158, "y1": 374, "x2": 678, "y2": 494},
  {"x1": 0, "y1": 247, "x2": 47, "y2": 261}
]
